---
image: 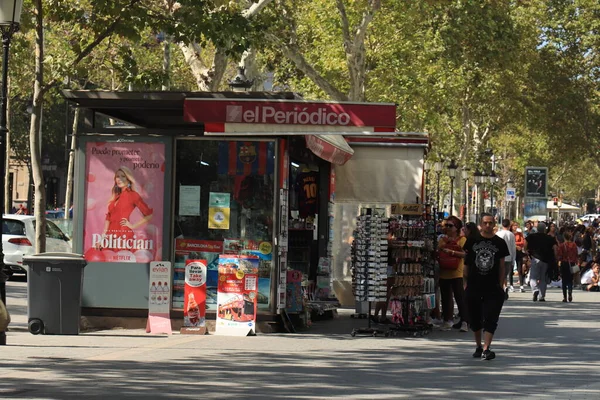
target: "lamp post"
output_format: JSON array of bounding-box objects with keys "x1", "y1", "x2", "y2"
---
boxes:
[
  {"x1": 227, "y1": 66, "x2": 254, "y2": 92},
  {"x1": 0, "y1": 0, "x2": 23, "y2": 346},
  {"x1": 461, "y1": 168, "x2": 469, "y2": 223},
  {"x1": 447, "y1": 159, "x2": 458, "y2": 216},
  {"x1": 423, "y1": 160, "x2": 431, "y2": 205},
  {"x1": 474, "y1": 169, "x2": 486, "y2": 222},
  {"x1": 434, "y1": 161, "x2": 443, "y2": 217},
  {"x1": 489, "y1": 170, "x2": 498, "y2": 217}
]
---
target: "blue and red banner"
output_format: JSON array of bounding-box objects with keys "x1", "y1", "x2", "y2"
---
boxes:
[{"x1": 218, "y1": 141, "x2": 275, "y2": 176}]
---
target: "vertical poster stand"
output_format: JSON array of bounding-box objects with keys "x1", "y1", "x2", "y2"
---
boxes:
[
  {"x1": 180, "y1": 259, "x2": 208, "y2": 335},
  {"x1": 350, "y1": 208, "x2": 388, "y2": 337},
  {"x1": 146, "y1": 261, "x2": 173, "y2": 335}
]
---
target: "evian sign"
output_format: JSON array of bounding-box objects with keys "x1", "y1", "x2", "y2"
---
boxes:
[
  {"x1": 184, "y1": 99, "x2": 397, "y2": 128},
  {"x1": 226, "y1": 104, "x2": 352, "y2": 126}
]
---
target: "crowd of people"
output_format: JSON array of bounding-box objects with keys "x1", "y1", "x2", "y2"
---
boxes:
[{"x1": 431, "y1": 214, "x2": 600, "y2": 361}]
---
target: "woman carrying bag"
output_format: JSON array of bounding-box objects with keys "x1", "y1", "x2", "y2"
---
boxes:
[
  {"x1": 438, "y1": 216, "x2": 468, "y2": 332},
  {"x1": 558, "y1": 231, "x2": 579, "y2": 302}
]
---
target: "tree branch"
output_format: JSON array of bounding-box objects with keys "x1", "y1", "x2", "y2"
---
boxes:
[
  {"x1": 243, "y1": 0, "x2": 274, "y2": 18},
  {"x1": 266, "y1": 33, "x2": 348, "y2": 101}
]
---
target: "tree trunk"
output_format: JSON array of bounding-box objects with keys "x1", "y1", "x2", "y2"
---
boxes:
[
  {"x1": 30, "y1": 0, "x2": 46, "y2": 253},
  {"x1": 162, "y1": 40, "x2": 170, "y2": 91},
  {"x1": 64, "y1": 107, "x2": 80, "y2": 221}
]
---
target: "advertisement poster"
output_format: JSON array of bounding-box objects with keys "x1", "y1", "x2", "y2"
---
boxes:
[
  {"x1": 216, "y1": 255, "x2": 259, "y2": 336},
  {"x1": 208, "y1": 192, "x2": 231, "y2": 230},
  {"x1": 83, "y1": 141, "x2": 165, "y2": 263},
  {"x1": 173, "y1": 239, "x2": 222, "y2": 310},
  {"x1": 525, "y1": 167, "x2": 548, "y2": 198},
  {"x1": 181, "y1": 259, "x2": 207, "y2": 334},
  {"x1": 146, "y1": 261, "x2": 172, "y2": 334},
  {"x1": 524, "y1": 198, "x2": 548, "y2": 221}
]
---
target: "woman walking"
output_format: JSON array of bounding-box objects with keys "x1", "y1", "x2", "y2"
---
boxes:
[
  {"x1": 558, "y1": 232, "x2": 578, "y2": 302},
  {"x1": 511, "y1": 222, "x2": 527, "y2": 292}
]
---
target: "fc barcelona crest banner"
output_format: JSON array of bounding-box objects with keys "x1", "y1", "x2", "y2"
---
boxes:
[{"x1": 218, "y1": 141, "x2": 275, "y2": 176}]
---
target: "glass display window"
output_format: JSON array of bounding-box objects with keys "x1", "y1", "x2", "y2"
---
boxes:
[{"x1": 173, "y1": 139, "x2": 276, "y2": 311}]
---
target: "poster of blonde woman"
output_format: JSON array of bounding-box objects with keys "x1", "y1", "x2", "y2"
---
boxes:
[{"x1": 83, "y1": 142, "x2": 165, "y2": 263}]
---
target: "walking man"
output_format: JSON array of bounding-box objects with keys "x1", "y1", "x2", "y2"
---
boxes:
[
  {"x1": 496, "y1": 219, "x2": 516, "y2": 298},
  {"x1": 524, "y1": 221, "x2": 558, "y2": 302},
  {"x1": 463, "y1": 213, "x2": 509, "y2": 360}
]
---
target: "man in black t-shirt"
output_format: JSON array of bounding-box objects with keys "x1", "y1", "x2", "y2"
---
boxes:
[
  {"x1": 524, "y1": 222, "x2": 558, "y2": 302},
  {"x1": 463, "y1": 213, "x2": 509, "y2": 361}
]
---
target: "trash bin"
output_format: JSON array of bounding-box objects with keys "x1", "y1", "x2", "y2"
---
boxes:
[{"x1": 23, "y1": 253, "x2": 87, "y2": 335}]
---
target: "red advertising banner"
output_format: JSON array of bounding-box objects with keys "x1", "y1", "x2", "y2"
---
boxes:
[
  {"x1": 173, "y1": 239, "x2": 223, "y2": 310},
  {"x1": 184, "y1": 99, "x2": 397, "y2": 128},
  {"x1": 181, "y1": 259, "x2": 207, "y2": 334},
  {"x1": 83, "y1": 141, "x2": 165, "y2": 263},
  {"x1": 216, "y1": 255, "x2": 259, "y2": 336}
]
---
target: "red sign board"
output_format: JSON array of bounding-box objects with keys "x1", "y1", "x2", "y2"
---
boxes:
[{"x1": 184, "y1": 99, "x2": 397, "y2": 129}]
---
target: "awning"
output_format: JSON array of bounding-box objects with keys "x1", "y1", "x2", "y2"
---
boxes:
[{"x1": 305, "y1": 134, "x2": 354, "y2": 165}]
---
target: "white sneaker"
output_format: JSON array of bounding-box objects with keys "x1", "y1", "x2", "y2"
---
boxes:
[
  {"x1": 430, "y1": 318, "x2": 443, "y2": 326},
  {"x1": 460, "y1": 321, "x2": 469, "y2": 332},
  {"x1": 508, "y1": 286, "x2": 515, "y2": 292},
  {"x1": 441, "y1": 321, "x2": 453, "y2": 331},
  {"x1": 520, "y1": 286, "x2": 525, "y2": 293}
]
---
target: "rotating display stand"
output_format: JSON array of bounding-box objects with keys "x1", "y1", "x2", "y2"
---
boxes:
[
  {"x1": 385, "y1": 205, "x2": 435, "y2": 337},
  {"x1": 350, "y1": 208, "x2": 388, "y2": 337}
]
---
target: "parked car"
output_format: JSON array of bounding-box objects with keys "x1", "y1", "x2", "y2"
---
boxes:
[
  {"x1": 2, "y1": 214, "x2": 72, "y2": 276},
  {"x1": 578, "y1": 214, "x2": 600, "y2": 223}
]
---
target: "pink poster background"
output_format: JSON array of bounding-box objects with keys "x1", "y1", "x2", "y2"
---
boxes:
[{"x1": 83, "y1": 141, "x2": 165, "y2": 263}]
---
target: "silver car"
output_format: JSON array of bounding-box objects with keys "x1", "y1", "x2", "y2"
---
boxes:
[{"x1": 2, "y1": 214, "x2": 72, "y2": 276}]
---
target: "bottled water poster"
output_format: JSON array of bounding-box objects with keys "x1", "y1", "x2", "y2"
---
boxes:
[
  {"x1": 181, "y1": 259, "x2": 207, "y2": 334},
  {"x1": 146, "y1": 261, "x2": 172, "y2": 334},
  {"x1": 216, "y1": 255, "x2": 259, "y2": 336}
]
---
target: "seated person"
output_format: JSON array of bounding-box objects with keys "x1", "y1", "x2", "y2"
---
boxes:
[{"x1": 580, "y1": 263, "x2": 600, "y2": 292}]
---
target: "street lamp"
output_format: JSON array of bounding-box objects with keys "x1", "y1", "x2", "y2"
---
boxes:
[
  {"x1": 489, "y1": 170, "x2": 498, "y2": 216},
  {"x1": 227, "y1": 66, "x2": 254, "y2": 92},
  {"x1": 461, "y1": 168, "x2": 469, "y2": 223},
  {"x1": 0, "y1": 0, "x2": 23, "y2": 346},
  {"x1": 434, "y1": 161, "x2": 443, "y2": 217},
  {"x1": 447, "y1": 159, "x2": 458, "y2": 216},
  {"x1": 474, "y1": 169, "x2": 486, "y2": 220},
  {"x1": 423, "y1": 160, "x2": 431, "y2": 205}
]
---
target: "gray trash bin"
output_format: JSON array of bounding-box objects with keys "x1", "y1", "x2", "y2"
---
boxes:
[{"x1": 23, "y1": 253, "x2": 86, "y2": 335}]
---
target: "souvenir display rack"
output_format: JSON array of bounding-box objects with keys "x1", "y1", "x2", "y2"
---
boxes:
[
  {"x1": 350, "y1": 208, "x2": 388, "y2": 337},
  {"x1": 385, "y1": 205, "x2": 436, "y2": 337}
]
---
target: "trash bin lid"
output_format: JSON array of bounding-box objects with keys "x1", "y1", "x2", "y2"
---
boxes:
[{"x1": 23, "y1": 252, "x2": 86, "y2": 265}]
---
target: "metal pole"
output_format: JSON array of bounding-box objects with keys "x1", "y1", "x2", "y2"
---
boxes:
[
  {"x1": 436, "y1": 172, "x2": 441, "y2": 217},
  {"x1": 462, "y1": 179, "x2": 467, "y2": 223},
  {"x1": 0, "y1": 24, "x2": 16, "y2": 346},
  {"x1": 449, "y1": 177, "x2": 455, "y2": 216},
  {"x1": 490, "y1": 184, "x2": 494, "y2": 217}
]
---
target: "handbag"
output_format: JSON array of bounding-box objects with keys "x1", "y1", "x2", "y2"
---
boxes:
[
  {"x1": 438, "y1": 239, "x2": 462, "y2": 270},
  {"x1": 570, "y1": 263, "x2": 580, "y2": 274},
  {"x1": 0, "y1": 300, "x2": 10, "y2": 332}
]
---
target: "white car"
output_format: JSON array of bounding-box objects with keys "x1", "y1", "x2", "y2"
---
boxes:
[
  {"x1": 578, "y1": 214, "x2": 600, "y2": 222},
  {"x1": 2, "y1": 214, "x2": 72, "y2": 276}
]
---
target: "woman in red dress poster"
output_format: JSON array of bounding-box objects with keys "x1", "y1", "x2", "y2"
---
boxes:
[{"x1": 96, "y1": 167, "x2": 154, "y2": 255}]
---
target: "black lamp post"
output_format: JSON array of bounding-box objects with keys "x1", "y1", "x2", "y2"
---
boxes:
[
  {"x1": 447, "y1": 159, "x2": 458, "y2": 216},
  {"x1": 227, "y1": 66, "x2": 254, "y2": 92},
  {"x1": 434, "y1": 161, "x2": 443, "y2": 216},
  {"x1": 0, "y1": 0, "x2": 23, "y2": 346},
  {"x1": 423, "y1": 160, "x2": 431, "y2": 205},
  {"x1": 474, "y1": 169, "x2": 486, "y2": 221},
  {"x1": 461, "y1": 168, "x2": 469, "y2": 223},
  {"x1": 489, "y1": 170, "x2": 498, "y2": 216}
]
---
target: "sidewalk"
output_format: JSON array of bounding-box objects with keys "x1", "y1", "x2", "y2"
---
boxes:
[{"x1": 2, "y1": 278, "x2": 600, "y2": 399}]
